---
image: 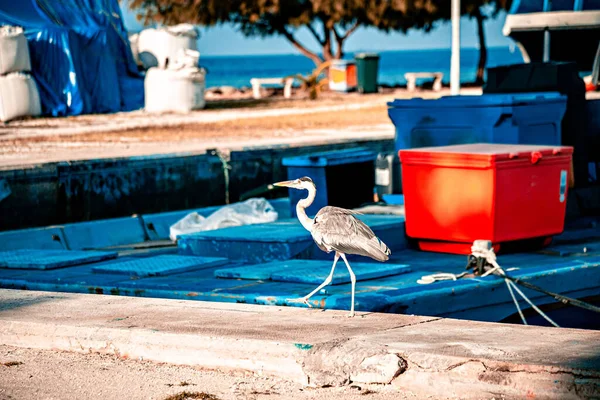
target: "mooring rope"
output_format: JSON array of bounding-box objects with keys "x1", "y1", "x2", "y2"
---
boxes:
[
  {"x1": 417, "y1": 240, "x2": 600, "y2": 327},
  {"x1": 469, "y1": 242, "x2": 560, "y2": 327},
  {"x1": 211, "y1": 149, "x2": 231, "y2": 205}
]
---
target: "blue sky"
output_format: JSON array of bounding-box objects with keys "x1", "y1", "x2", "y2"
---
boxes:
[{"x1": 121, "y1": 4, "x2": 514, "y2": 56}]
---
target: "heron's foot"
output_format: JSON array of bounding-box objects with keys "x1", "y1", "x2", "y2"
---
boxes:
[
  {"x1": 287, "y1": 297, "x2": 312, "y2": 308},
  {"x1": 347, "y1": 311, "x2": 355, "y2": 318}
]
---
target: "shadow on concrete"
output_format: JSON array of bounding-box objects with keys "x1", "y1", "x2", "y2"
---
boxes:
[
  {"x1": 0, "y1": 292, "x2": 67, "y2": 313},
  {"x1": 204, "y1": 98, "x2": 275, "y2": 110}
]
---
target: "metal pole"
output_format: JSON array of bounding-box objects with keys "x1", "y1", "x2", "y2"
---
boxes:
[
  {"x1": 543, "y1": 28, "x2": 551, "y2": 62},
  {"x1": 450, "y1": 0, "x2": 461, "y2": 95}
]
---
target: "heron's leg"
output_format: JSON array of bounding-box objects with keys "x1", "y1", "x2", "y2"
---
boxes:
[
  {"x1": 340, "y1": 253, "x2": 356, "y2": 317},
  {"x1": 288, "y1": 252, "x2": 340, "y2": 307}
]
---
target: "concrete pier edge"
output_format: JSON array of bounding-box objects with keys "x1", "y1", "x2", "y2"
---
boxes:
[{"x1": 1, "y1": 289, "x2": 599, "y2": 399}]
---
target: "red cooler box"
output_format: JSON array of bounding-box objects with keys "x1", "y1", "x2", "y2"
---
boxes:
[{"x1": 399, "y1": 143, "x2": 573, "y2": 254}]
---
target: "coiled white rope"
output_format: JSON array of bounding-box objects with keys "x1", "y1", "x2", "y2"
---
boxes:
[{"x1": 416, "y1": 272, "x2": 468, "y2": 284}]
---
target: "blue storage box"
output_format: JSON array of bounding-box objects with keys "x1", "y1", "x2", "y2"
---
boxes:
[
  {"x1": 282, "y1": 148, "x2": 377, "y2": 217},
  {"x1": 387, "y1": 92, "x2": 567, "y2": 154}
]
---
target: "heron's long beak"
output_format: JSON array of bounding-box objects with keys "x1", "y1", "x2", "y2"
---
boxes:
[{"x1": 273, "y1": 180, "x2": 294, "y2": 188}]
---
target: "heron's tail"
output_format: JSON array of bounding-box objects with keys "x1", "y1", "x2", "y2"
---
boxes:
[{"x1": 363, "y1": 235, "x2": 391, "y2": 262}]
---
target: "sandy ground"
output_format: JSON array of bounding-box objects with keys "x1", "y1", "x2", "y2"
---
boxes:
[
  {"x1": 0, "y1": 88, "x2": 482, "y2": 168},
  {"x1": 0, "y1": 345, "x2": 434, "y2": 400}
]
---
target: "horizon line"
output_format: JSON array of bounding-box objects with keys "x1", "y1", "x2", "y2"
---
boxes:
[{"x1": 199, "y1": 45, "x2": 514, "y2": 58}]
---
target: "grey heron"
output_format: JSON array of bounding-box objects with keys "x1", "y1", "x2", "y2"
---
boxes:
[{"x1": 273, "y1": 176, "x2": 391, "y2": 317}]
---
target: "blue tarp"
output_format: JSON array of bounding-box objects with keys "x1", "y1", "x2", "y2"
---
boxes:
[{"x1": 0, "y1": 0, "x2": 144, "y2": 116}]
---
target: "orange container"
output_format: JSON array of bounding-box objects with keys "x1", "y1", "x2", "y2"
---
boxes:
[
  {"x1": 399, "y1": 143, "x2": 574, "y2": 254},
  {"x1": 328, "y1": 60, "x2": 357, "y2": 92}
]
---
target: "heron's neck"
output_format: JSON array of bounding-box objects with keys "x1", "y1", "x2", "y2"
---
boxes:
[{"x1": 296, "y1": 185, "x2": 316, "y2": 232}]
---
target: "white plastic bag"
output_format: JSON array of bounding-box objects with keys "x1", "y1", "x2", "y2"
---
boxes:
[
  {"x1": 144, "y1": 66, "x2": 206, "y2": 113},
  {"x1": 169, "y1": 198, "x2": 279, "y2": 241},
  {"x1": 0, "y1": 72, "x2": 41, "y2": 122},
  {"x1": 0, "y1": 26, "x2": 31, "y2": 75}
]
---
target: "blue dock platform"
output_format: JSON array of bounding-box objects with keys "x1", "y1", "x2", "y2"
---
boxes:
[{"x1": 0, "y1": 197, "x2": 599, "y2": 330}]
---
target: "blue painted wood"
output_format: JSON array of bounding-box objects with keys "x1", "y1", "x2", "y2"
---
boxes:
[
  {"x1": 282, "y1": 147, "x2": 376, "y2": 168},
  {"x1": 0, "y1": 249, "x2": 117, "y2": 270},
  {"x1": 91, "y1": 255, "x2": 229, "y2": 277},
  {"x1": 381, "y1": 194, "x2": 404, "y2": 205},
  {"x1": 537, "y1": 242, "x2": 600, "y2": 257},
  {"x1": 141, "y1": 198, "x2": 292, "y2": 240},
  {"x1": 115, "y1": 268, "x2": 263, "y2": 293},
  {"x1": 62, "y1": 216, "x2": 148, "y2": 250},
  {"x1": 272, "y1": 262, "x2": 411, "y2": 285},
  {"x1": 0, "y1": 227, "x2": 68, "y2": 251},
  {"x1": 142, "y1": 210, "x2": 197, "y2": 241},
  {"x1": 0, "y1": 265, "x2": 128, "y2": 286},
  {"x1": 2, "y1": 255, "x2": 598, "y2": 327},
  {"x1": 215, "y1": 259, "x2": 411, "y2": 285},
  {"x1": 178, "y1": 215, "x2": 406, "y2": 264},
  {"x1": 1, "y1": 235, "x2": 598, "y2": 328}
]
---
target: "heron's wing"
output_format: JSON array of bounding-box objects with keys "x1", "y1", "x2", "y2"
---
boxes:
[{"x1": 311, "y1": 206, "x2": 391, "y2": 261}]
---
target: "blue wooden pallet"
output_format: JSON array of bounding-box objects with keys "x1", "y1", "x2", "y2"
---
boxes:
[
  {"x1": 0, "y1": 249, "x2": 117, "y2": 270},
  {"x1": 91, "y1": 255, "x2": 229, "y2": 277},
  {"x1": 214, "y1": 259, "x2": 411, "y2": 285},
  {"x1": 178, "y1": 214, "x2": 406, "y2": 264}
]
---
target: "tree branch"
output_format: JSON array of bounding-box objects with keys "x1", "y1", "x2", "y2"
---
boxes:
[
  {"x1": 281, "y1": 28, "x2": 324, "y2": 66},
  {"x1": 332, "y1": 26, "x2": 342, "y2": 41},
  {"x1": 333, "y1": 21, "x2": 360, "y2": 41},
  {"x1": 341, "y1": 21, "x2": 360, "y2": 40},
  {"x1": 306, "y1": 23, "x2": 325, "y2": 46},
  {"x1": 322, "y1": 23, "x2": 333, "y2": 60},
  {"x1": 333, "y1": 21, "x2": 360, "y2": 59}
]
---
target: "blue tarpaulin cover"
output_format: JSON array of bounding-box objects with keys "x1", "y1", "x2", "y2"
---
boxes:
[{"x1": 0, "y1": 0, "x2": 144, "y2": 116}]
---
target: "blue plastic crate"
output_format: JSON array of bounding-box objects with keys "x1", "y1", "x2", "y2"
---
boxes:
[
  {"x1": 282, "y1": 148, "x2": 377, "y2": 217},
  {"x1": 387, "y1": 92, "x2": 567, "y2": 154}
]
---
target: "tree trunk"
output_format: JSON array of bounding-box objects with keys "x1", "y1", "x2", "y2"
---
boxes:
[
  {"x1": 322, "y1": 25, "x2": 333, "y2": 61},
  {"x1": 281, "y1": 29, "x2": 323, "y2": 66},
  {"x1": 475, "y1": 9, "x2": 487, "y2": 85}
]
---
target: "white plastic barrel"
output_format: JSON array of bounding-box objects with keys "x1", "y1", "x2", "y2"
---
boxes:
[
  {"x1": 137, "y1": 24, "x2": 199, "y2": 70},
  {"x1": 144, "y1": 67, "x2": 206, "y2": 113}
]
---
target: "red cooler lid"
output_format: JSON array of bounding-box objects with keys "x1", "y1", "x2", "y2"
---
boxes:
[{"x1": 399, "y1": 143, "x2": 574, "y2": 168}]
